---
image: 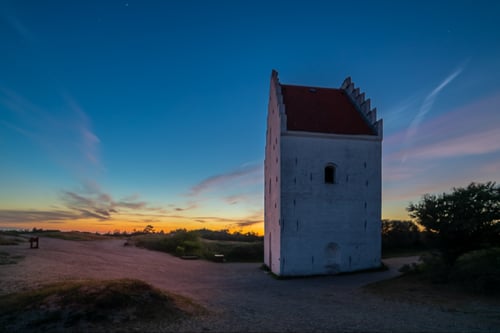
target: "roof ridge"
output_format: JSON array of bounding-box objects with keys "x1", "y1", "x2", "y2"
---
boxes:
[{"x1": 281, "y1": 83, "x2": 341, "y2": 91}]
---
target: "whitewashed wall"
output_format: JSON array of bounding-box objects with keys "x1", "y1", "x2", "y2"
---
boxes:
[
  {"x1": 278, "y1": 132, "x2": 382, "y2": 276},
  {"x1": 264, "y1": 71, "x2": 283, "y2": 274}
]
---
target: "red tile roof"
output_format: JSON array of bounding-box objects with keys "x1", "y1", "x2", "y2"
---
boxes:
[{"x1": 281, "y1": 84, "x2": 375, "y2": 135}]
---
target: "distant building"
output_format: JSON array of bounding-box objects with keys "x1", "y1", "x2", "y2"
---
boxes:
[{"x1": 264, "y1": 70, "x2": 383, "y2": 276}]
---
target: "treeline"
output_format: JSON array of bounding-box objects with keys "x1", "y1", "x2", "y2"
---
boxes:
[
  {"x1": 105, "y1": 226, "x2": 263, "y2": 242},
  {"x1": 196, "y1": 228, "x2": 262, "y2": 242},
  {"x1": 381, "y1": 219, "x2": 430, "y2": 252}
]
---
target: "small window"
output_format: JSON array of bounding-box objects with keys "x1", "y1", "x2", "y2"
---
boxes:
[{"x1": 324, "y1": 165, "x2": 336, "y2": 184}]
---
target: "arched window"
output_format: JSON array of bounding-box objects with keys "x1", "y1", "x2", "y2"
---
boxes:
[{"x1": 324, "y1": 164, "x2": 336, "y2": 184}]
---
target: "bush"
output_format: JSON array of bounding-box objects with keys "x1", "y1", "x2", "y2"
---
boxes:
[
  {"x1": 449, "y1": 247, "x2": 500, "y2": 294},
  {"x1": 416, "y1": 252, "x2": 451, "y2": 283},
  {"x1": 175, "y1": 246, "x2": 185, "y2": 256},
  {"x1": 224, "y1": 243, "x2": 264, "y2": 262},
  {"x1": 134, "y1": 230, "x2": 203, "y2": 257}
]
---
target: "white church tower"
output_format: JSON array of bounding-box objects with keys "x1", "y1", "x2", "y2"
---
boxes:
[{"x1": 264, "y1": 70, "x2": 383, "y2": 276}]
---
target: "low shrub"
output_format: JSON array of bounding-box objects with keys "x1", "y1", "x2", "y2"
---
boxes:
[
  {"x1": 0, "y1": 236, "x2": 23, "y2": 245},
  {"x1": 200, "y1": 240, "x2": 263, "y2": 262},
  {"x1": 416, "y1": 252, "x2": 451, "y2": 283},
  {"x1": 224, "y1": 243, "x2": 263, "y2": 262},
  {"x1": 0, "y1": 251, "x2": 24, "y2": 265},
  {"x1": 449, "y1": 247, "x2": 500, "y2": 295},
  {"x1": 400, "y1": 247, "x2": 500, "y2": 295}
]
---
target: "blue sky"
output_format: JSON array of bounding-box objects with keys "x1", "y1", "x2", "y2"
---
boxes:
[{"x1": 1, "y1": 0, "x2": 499, "y2": 233}]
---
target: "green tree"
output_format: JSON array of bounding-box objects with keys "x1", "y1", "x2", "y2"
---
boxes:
[
  {"x1": 143, "y1": 225, "x2": 155, "y2": 234},
  {"x1": 407, "y1": 181, "x2": 500, "y2": 264}
]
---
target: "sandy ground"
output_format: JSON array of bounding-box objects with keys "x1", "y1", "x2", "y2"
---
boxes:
[{"x1": 1, "y1": 236, "x2": 499, "y2": 332}]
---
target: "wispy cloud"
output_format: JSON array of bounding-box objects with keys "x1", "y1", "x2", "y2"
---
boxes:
[
  {"x1": 383, "y1": 94, "x2": 421, "y2": 128},
  {"x1": 173, "y1": 202, "x2": 198, "y2": 212},
  {"x1": 64, "y1": 95, "x2": 101, "y2": 168},
  {"x1": 0, "y1": 199, "x2": 265, "y2": 232},
  {"x1": 382, "y1": 164, "x2": 431, "y2": 182},
  {"x1": 0, "y1": 209, "x2": 81, "y2": 224},
  {"x1": 223, "y1": 193, "x2": 260, "y2": 205},
  {"x1": 480, "y1": 160, "x2": 500, "y2": 175},
  {"x1": 0, "y1": 87, "x2": 102, "y2": 176},
  {"x1": 179, "y1": 164, "x2": 264, "y2": 223},
  {"x1": 382, "y1": 90, "x2": 500, "y2": 218},
  {"x1": 396, "y1": 128, "x2": 500, "y2": 161},
  {"x1": 229, "y1": 209, "x2": 264, "y2": 229},
  {"x1": 231, "y1": 220, "x2": 262, "y2": 228},
  {"x1": 181, "y1": 209, "x2": 264, "y2": 230},
  {"x1": 188, "y1": 164, "x2": 263, "y2": 197},
  {"x1": 404, "y1": 65, "x2": 465, "y2": 151},
  {"x1": 386, "y1": 90, "x2": 500, "y2": 167},
  {"x1": 60, "y1": 187, "x2": 150, "y2": 221},
  {"x1": 1, "y1": 8, "x2": 101, "y2": 176},
  {"x1": 383, "y1": 177, "x2": 470, "y2": 203}
]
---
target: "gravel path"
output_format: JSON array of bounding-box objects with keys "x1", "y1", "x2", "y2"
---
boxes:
[{"x1": 1, "y1": 237, "x2": 499, "y2": 332}]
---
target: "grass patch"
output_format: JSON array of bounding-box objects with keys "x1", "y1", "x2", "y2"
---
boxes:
[
  {"x1": 364, "y1": 273, "x2": 500, "y2": 311},
  {"x1": 449, "y1": 248, "x2": 500, "y2": 295},
  {"x1": 0, "y1": 279, "x2": 205, "y2": 332},
  {"x1": 0, "y1": 230, "x2": 24, "y2": 236},
  {"x1": 132, "y1": 230, "x2": 264, "y2": 262},
  {"x1": 0, "y1": 251, "x2": 24, "y2": 265},
  {"x1": 397, "y1": 248, "x2": 500, "y2": 295},
  {"x1": 36, "y1": 231, "x2": 112, "y2": 241},
  {"x1": 0, "y1": 235, "x2": 25, "y2": 245},
  {"x1": 0, "y1": 230, "x2": 110, "y2": 242}
]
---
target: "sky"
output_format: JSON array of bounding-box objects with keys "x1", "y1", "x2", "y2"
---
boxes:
[{"x1": 1, "y1": 0, "x2": 499, "y2": 234}]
